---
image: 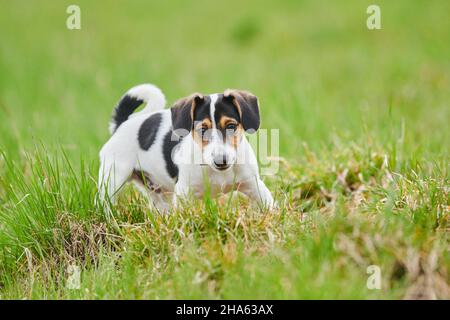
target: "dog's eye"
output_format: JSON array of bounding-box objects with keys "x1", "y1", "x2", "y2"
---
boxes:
[{"x1": 226, "y1": 123, "x2": 237, "y2": 132}]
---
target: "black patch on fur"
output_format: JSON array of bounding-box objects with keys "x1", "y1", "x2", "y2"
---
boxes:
[
  {"x1": 171, "y1": 95, "x2": 211, "y2": 133},
  {"x1": 214, "y1": 94, "x2": 241, "y2": 123},
  {"x1": 138, "y1": 113, "x2": 162, "y2": 150},
  {"x1": 163, "y1": 130, "x2": 181, "y2": 179},
  {"x1": 192, "y1": 96, "x2": 212, "y2": 123},
  {"x1": 213, "y1": 94, "x2": 241, "y2": 138},
  {"x1": 171, "y1": 101, "x2": 193, "y2": 133},
  {"x1": 112, "y1": 95, "x2": 144, "y2": 132},
  {"x1": 227, "y1": 92, "x2": 260, "y2": 132}
]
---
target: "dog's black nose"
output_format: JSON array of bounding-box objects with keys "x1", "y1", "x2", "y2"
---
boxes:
[{"x1": 213, "y1": 154, "x2": 228, "y2": 169}]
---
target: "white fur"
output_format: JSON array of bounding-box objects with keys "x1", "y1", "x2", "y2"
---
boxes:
[{"x1": 98, "y1": 86, "x2": 275, "y2": 213}]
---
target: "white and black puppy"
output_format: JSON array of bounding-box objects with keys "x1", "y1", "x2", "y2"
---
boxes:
[{"x1": 98, "y1": 83, "x2": 275, "y2": 213}]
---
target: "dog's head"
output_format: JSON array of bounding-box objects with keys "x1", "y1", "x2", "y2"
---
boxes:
[{"x1": 171, "y1": 90, "x2": 260, "y2": 171}]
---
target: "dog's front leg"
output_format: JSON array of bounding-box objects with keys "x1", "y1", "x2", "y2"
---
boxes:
[
  {"x1": 172, "y1": 181, "x2": 190, "y2": 210},
  {"x1": 239, "y1": 177, "x2": 276, "y2": 210}
]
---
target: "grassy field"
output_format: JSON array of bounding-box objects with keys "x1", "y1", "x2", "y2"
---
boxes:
[{"x1": 0, "y1": 0, "x2": 449, "y2": 299}]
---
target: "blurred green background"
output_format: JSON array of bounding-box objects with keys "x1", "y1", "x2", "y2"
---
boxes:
[{"x1": 1, "y1": 0, "x2": 448, "y2": 161}]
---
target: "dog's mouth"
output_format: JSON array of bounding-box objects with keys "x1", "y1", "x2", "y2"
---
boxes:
[
  {"x1": 213, "y1": 162, "x2": 231, "y2": 171},
  {"x1": 200, "y1": 163, "x2": 231, "y2": 171},
  {"x1": 200, "y1": 159, "x2": 234, "y2": 171},
  {"x1": 214, "y1": 165, "x2": 230, "y2": 171}
]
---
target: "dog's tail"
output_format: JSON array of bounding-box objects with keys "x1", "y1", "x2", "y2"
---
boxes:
[{"x1": 109, "y1": 83, "x2": 166, "y2": 134}]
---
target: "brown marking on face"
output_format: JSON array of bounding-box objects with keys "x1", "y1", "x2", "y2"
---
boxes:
[
  {"x1": 192, "y1": 117, "x2": 212, "y2": 149},
  {"x1": 218, "y1": 116, "x2": 237, "y2": 129},
  {"x1": 218, "y1": 116, "x2": 242, "y2": 150},
  {"x1": 230, "y1": 124, "x2": 243, "y2": 149}
]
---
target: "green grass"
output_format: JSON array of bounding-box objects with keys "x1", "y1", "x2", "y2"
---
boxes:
[{"x1": 0, "y1": 0, "x2": 449, "y2": 299}]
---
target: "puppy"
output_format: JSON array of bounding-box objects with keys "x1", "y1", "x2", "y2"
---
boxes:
[{"x1": 98, "y1": 83, "x2": 275, "y2": 213}]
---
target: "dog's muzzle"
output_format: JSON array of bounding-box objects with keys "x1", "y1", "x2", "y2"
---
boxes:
[{"x1": 212, "y1": 153, "x2": 231, "y2": 171}]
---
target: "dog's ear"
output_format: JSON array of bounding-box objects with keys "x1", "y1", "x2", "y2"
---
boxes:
[
  {"x1": 224, "y1": 89, "x2": 260, "y2": 132},
  {"x1": 171, "y1": 93, "x2": 204, "y2": 134}
]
